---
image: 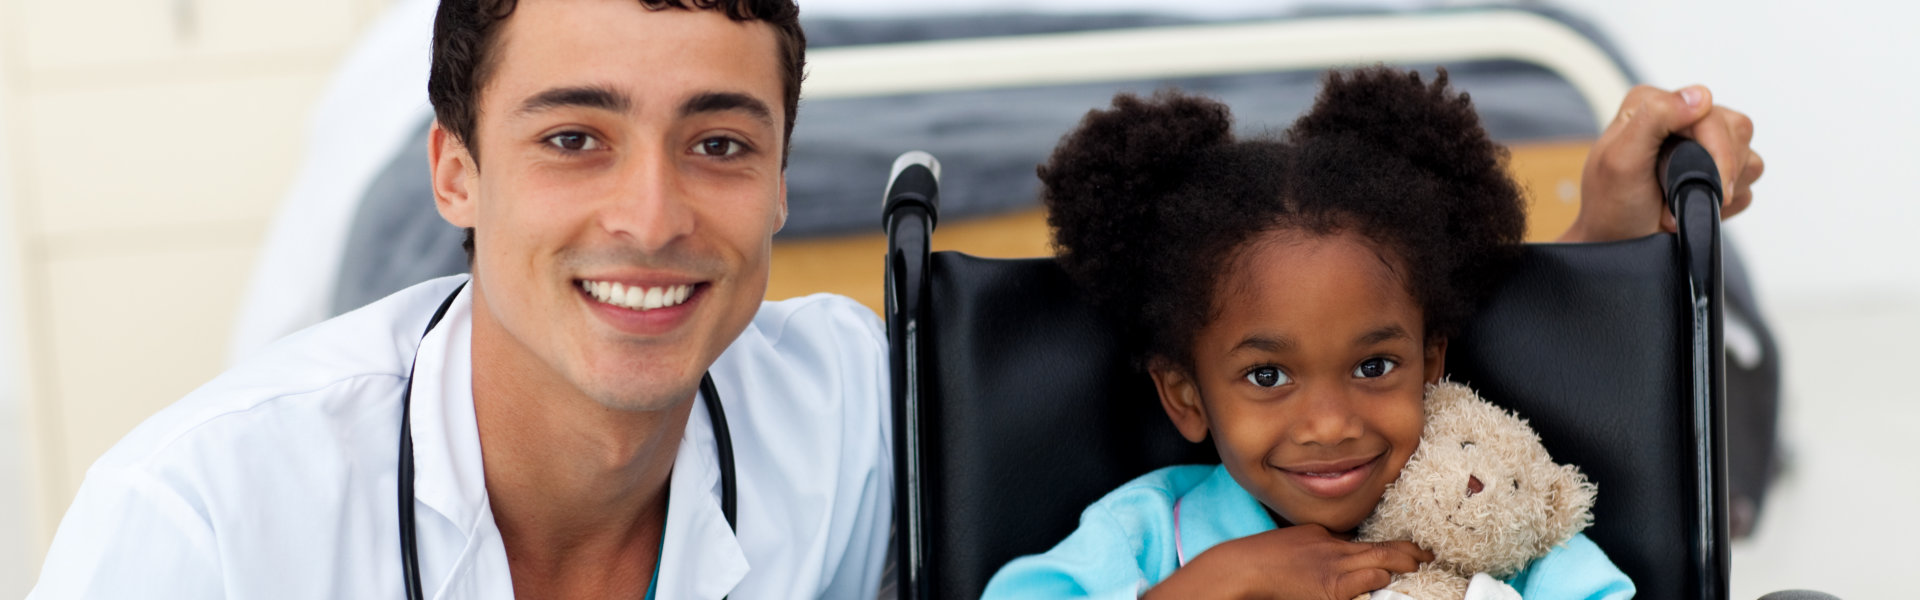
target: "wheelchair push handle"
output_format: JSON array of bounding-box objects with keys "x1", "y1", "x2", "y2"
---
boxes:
[
  {"x1": 882, "y1": 150, "x2": 943, "y2": 599},
  {"x1": 883, "y1": 151, "x2": 943, "y2": 232},
  {"x1": 1657, "y1": 137, "x2": 1731, "y2": 600},
  {"x1": 1659, "y1": 137, "x2": 1725, "y2": 294},
  {"x1": 1658, "y1": 138, "x2": 1723, "y2": 219}
]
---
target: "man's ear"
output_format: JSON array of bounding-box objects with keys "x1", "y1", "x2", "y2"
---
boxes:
[
  {"x1": 1423, "y1": 336, "x2": 1449, "y2": 385},
  {"x1": 1148, "y1": 357, "x2": 1210, "y2": 443},
  {"x1": 429, "y1": 121, "x2": 478, "y2": 229},
  {"x1": 774, "y1": 173, "x2": 789, "y2": 233}
]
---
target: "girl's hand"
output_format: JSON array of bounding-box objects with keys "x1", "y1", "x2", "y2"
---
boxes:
[
  {"x1": 1561, "y1": 84, "x2": 1763, "y2": 243},
  {"x1": 1142, "y1": 524, "x2": 1432, "y2": 600}
]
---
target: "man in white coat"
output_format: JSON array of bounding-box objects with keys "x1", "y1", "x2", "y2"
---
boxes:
[
  {"x1": 31, "y1": 1, "x2": 890, "y2": 598},
  {"x1": 29, "y1": 0, "x2": 1763, "y2": 598}
]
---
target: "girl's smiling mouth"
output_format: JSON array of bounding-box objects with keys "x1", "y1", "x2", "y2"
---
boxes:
[{"x1": 1276, "y1": 452, "x2": 1384, "y2": 499}]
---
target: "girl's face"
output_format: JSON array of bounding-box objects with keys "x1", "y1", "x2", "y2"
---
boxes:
[{"x1": 1151, "y1": 229, "x2": 1443, "y2": 532}]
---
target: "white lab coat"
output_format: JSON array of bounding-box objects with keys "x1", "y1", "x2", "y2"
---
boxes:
[{"x1": 29, "y1": 276, "x2": 893, "y2": 599}]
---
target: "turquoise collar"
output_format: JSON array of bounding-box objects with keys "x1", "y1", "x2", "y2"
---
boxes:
[{"x1": 1173, "y1": 464, "x2": 1279, "y2": 566}]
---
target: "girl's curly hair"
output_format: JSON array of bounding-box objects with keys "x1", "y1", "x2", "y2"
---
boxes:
[{"x1": 1041, "y1": 66, "x2": 1527, "y2": 368}]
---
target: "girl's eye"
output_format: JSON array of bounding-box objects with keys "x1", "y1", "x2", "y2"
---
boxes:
[
  {"x1": 1353, "y1": 357, "x2": 1398, "y2": 379},
  {"x1": 544, "y1": 132, "x2": 601, "y2": 152},
  {"x1": 695, "y1": 137, "x2": 746, "y2": 157},
  {"x1": 1245, "y1": 366, "x2": 1290, "y2": 388}
]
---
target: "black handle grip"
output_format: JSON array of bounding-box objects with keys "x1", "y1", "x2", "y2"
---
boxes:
[
  {"x1": 1660, "y1": 138, "x2": 1722, "y2": 218},
  {"x1": 883, "y1": 151, "x2": 943, "y2": 232}
]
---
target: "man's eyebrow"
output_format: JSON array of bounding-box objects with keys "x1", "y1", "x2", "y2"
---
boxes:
[
  {"x1": 1354, "y1": 325, "x2": 1413, "y2": 348},
  {"x1": 680, "y1": 91, "x2": 774, "y2": 127},
  {"x1": 516, "y1": 85, "x2": 633, "y2": 116},
  {"x1": 1231, "y1": 334, "x2": 1295, "y2": 355}
]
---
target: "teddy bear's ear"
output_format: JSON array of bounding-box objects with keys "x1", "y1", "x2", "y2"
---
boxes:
[
  {"x1": 1542, "y1": 463, "x2": 1599, "y2": 550},
  {"x1": 1423, "y1": 380, "x2": 1473, "y2": 418}
]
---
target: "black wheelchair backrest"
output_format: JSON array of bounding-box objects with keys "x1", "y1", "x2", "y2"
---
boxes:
[{"x1": 884, "y1": 142, "x2": 1729, "y2": 600}]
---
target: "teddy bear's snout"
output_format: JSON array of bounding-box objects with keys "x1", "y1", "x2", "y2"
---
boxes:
[{"x1": 1467, "y1": 475, "x2": 1484, "y2": 496}]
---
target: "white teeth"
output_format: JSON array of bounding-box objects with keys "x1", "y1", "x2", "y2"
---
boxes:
[{"x1": 579, "y1": 280, "x2": 697, "y2": 311}]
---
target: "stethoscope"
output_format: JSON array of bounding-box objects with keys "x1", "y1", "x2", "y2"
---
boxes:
[{"x1": 397, "y1": 284, "x2": 738, "y2": 600}]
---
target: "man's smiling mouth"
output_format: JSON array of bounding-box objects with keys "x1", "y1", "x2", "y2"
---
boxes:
[{"x1": 577, "y1": 279, "x2": 696, "y2": 311}]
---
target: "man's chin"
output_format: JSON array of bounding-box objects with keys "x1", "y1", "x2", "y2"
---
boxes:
[{"x1": 583, "y1": 382, "x2": 704, "y2": 414}]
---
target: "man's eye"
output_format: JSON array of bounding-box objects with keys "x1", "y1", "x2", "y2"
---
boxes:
[
  {"x1": 1353, "y1": 357, "x2": 1398, "y2": 379},
  {"x1": 1245, "y1": 366, "x2": 1290, "y2": 388},
  {"x1": 695, "y1": 137, "x2": 746, "y2": 157},
  {"x1": 544, "y1": 132, "x2": 601, "y2": 152}
]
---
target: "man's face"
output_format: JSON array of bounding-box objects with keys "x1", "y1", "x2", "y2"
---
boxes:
[{"x1": 432, "y1": 0, "x2": 788, "y2": 410}]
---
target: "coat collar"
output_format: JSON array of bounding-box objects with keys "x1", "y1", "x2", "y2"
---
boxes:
[
  {"x1": 406, "y1": 279, "x2": 749, "y2": 598},
  {"x1": 654, "y1": 386, "x2": 750, "y2": 597},
  {"x1": 408, "y1": 280, "x2": 487, "y2": 537},
  {"x1": 1174, "y1": 464, "x2": 1278, "y2": 566}
]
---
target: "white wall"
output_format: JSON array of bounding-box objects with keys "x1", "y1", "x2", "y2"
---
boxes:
[
  {"x1": 1550, "y1": 0, "x2": 1920, "y2": 310},
  {"x1": 0, "y1": 0, "x2": 398, "y2": 584},
  {"x1": 0, "y1": 14, "x2": 36, "y2": 593},
  {"x1": 1547, "y1": 2, "x2": 1920, "y2": 597}
]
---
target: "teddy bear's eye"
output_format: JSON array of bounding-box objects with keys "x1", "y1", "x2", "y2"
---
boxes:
[
  {"x1": 1460, "y1": 441, "x2": 1475, "y2": 449},
  {"x1": 1513, "y1": 480, "x2": 1520, "y2": 490}
]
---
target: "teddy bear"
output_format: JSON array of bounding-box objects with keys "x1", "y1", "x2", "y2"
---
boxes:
[{"x1": 1355, "y1": 381, "x2": 1599, "y2": 600}]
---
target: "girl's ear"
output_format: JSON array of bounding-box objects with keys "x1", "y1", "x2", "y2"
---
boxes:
[
  {"x1": 1423, "y1": 337, "x2": 1449, "y2": 385},
  {"x1": 429, "y1": 121, "x2": 479, "y2": 229},
  {"x1": 1149, "y1": 357, "x2": 1211, "y2": 443}
]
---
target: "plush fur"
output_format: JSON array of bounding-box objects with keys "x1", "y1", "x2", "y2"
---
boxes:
[{"x1": 1356, "y1": 381, "x2": 1598, "y2": 600}]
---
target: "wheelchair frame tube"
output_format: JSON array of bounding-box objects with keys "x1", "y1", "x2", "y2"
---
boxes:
[
  {"x1": 1663, "y1": 140, "x2": 1730, "y2": 600},
  {"x1": 886, "y1": 211, "x2": 932, "y2": 600},
  {"x1": 885, "y1": 155, "x2": 941, "y2": 600}
]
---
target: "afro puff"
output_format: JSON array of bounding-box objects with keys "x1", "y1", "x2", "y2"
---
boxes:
[{"x1": 1041, "y1": 66, "x2": 1527, "y2": 368}]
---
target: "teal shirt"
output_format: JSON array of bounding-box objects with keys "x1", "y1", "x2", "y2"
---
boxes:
[{"x1": 982, "y1": 465, "x2": 1634, "y2": 599}]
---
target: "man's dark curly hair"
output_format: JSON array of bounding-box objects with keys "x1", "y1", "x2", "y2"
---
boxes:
[
  {"x1": 1041, "y1": 66, "x2": 1527, "y2": 369},
  {"x1": 429, "y1": 0, "x2": 804, "y2": 164},
  {"x1": 428, "y1": 0, "x2": 804, "y2": 258}
]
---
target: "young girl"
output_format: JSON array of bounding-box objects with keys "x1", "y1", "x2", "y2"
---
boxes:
[{"x1": 981, "y1": 67, "x2": 1633, "y2": 599}]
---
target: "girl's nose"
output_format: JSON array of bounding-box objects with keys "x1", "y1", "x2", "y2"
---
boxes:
[{"x1": 1287, "y1": 385, "x2": 1365, "y2": 446}]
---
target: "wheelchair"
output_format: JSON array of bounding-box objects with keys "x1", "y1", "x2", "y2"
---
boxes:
[{"x1": 879, "y1": 142, "x2": 1736, "y2": 600}]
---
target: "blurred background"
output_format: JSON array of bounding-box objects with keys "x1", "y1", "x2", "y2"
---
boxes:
[{"x1": 0, "y1": 0, "x2": 1913, "y2": 597}]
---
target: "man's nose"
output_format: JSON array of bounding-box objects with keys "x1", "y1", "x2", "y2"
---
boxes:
[
  {"x1": 602, "y1": 147, "x2": 695, "y2": 252},
  {"x1": 1287, "y1": 383, "x2": 1365, "y2": 446}
]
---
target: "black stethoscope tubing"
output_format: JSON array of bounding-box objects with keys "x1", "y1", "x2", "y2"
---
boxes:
[{"x1": 398, "y1": 284, "x2": 738, "y2": 599}]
